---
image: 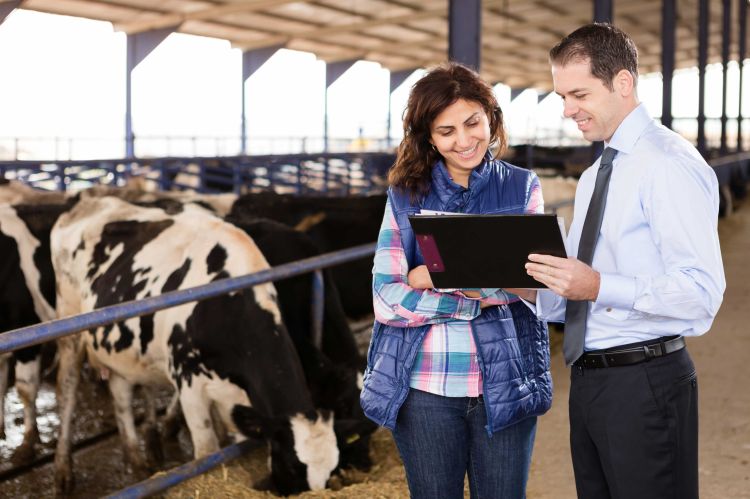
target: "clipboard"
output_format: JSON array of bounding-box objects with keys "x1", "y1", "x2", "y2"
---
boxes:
[{"x1": 408, "y1": 214, "x2": 567, "y2": 289}]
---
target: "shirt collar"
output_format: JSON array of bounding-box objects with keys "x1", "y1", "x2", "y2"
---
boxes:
[{"x1": 605, "y1": 103, "x2": 652, "y2": 155}]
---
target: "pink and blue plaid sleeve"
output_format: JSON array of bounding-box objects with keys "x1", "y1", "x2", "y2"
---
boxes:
[
  {"x1": 526, "y1": 174, "x2": 545, "y2": 214},
  {"x1": 372, "y1": 200, "x2": 480, "y2": 327}
]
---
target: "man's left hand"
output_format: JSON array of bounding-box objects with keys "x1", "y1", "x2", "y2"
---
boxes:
[{"x1": 525, "y1": 254, "x2": 600, "y2": 301}]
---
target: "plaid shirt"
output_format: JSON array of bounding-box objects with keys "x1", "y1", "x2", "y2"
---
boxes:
[{"x1": 372, "y1": 182, "x2": 544, "y2": 397}]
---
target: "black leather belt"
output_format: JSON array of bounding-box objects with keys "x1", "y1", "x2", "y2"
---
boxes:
[{"x1": 573, "y1": 336, "x2": 686, "y2": 369}]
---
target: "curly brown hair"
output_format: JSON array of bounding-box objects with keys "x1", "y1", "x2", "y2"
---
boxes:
[{"x1": 388, "y1": 62, "x2": 507, "y2": 197}]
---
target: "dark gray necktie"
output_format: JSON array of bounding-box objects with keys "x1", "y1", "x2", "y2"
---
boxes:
[{"x1": 563, "y1": 147, "x2": 617, "y2": 365}]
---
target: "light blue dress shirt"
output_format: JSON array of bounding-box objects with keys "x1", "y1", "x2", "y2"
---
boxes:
[{"x1": 535, "y1": 103, "x2": 726, "y2": 350}]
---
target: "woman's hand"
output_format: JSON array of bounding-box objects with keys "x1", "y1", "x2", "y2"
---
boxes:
[
  {"x1": 408, "y1": 265, "x2": 434, "y2": 289},
  {"x1": 503, "y1": 288, "x2": 537, "y2": 303}
]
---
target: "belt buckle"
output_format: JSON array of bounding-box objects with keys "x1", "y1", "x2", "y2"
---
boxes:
[{"x1": 643, "y1": 344, "x2": 661, "y2": 360}]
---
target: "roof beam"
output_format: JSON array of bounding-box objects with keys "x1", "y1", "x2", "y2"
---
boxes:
[
  {"x1": 233, "y1": 0, "x2": 511, "y2": 51},
  {"x1": 114, "y1": 0, "x2": 303, "y2": 35}
]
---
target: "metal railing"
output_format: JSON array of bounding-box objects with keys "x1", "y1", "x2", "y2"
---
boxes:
[{"x1": 0, "y1": 243, "x2": 375, "y2": 353}]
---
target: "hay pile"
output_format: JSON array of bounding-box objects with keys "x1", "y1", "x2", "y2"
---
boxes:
[{"x1": 160, "y1": 428, "x2": 409, "y2": 499}]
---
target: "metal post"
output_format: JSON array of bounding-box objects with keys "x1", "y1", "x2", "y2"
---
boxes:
[
  {"x1": 324, "y1": 60, "x2": 357, "y2": 153},
  {"x1": 661, "y1": 0, "x2": 676, "y2": 130},
  {"x1": 738, "y1": 0, "x2": 747, "y2": 151},
  {"x1": 448, "y1": 0, "x2": 481, "y2": 70},
  {"x1": 125, "y1": 27, "x2": 177, "y2": 159},
  {"x1": 593, "y1": 0, "x2": 613, "y2": 23},
  {"x1": 388, "y1": 69, "x2": 415, "y2": 148},
  {"x1": 0, "y1": 0, "x2": 21, "y2": 26},
  {"x1": 698, "y1": 0, "x2": 709, "y2": 154},
  {"x1": 593, "y1": 0, "x2": 613, "y2": 158},
  {"x1": 721, "y1": 0, "x2": 731, "y2": 154},
  {"x1": 241, "y1": 46, "x2": 282, "y2": 155},
  {"x1": 311, "y1": 271, "x2": 324, "y2": 349}
]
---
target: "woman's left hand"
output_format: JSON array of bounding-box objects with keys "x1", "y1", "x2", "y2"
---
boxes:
[{"x1": 408, "y1": 265, "x2": 434, "y2": 289}]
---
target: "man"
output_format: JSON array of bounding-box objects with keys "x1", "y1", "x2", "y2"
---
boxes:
[{"x1": 511, "y1": 23, "x2": 726, "y2": 499}]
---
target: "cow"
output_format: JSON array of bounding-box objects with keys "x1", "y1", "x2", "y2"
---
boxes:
[
  {"x1": 50, "y1": 196, "x2": 343, "y2": 495},
  {"x1": 0, "y1": 182, "x2": 68, "y2": 462},
  {"x1": 81, "y1": 187, "x2": 377, "y2": 470},
  {"x1": 224, "y1": 215, "x2": 376, "y2": 470},
  {"x1": 228, "y1": 192, "x2": 386, "y2": 319}
]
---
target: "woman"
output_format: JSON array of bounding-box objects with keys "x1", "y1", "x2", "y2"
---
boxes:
[{"x1": 360, "y1": 62, "x2": 552, "y2": 499}]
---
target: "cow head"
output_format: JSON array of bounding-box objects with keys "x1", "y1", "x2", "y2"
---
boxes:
[{"x1": 231, "y1": 405, "x2": 339, "y2": 495}]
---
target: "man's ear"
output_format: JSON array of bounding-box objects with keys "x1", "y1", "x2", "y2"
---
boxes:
[{"x1": 614, "y1": 69, "x2": 635, "y2": 97}]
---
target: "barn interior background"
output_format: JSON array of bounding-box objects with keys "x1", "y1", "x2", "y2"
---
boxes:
[{"x1": 0, "y1": 0, "x2": 749, "y2": 498}]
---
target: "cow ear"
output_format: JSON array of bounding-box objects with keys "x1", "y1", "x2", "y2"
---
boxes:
[
  {"x1": 231, "y1": 404, "x2": 272, "y2": 440},
  {"x1": 333, "y1": 418, "x2": 378, "y2": 448}
]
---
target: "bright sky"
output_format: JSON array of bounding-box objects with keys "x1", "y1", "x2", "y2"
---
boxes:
[{"x1": 0, "y1": 9, "x2": 747, "y2": 159}]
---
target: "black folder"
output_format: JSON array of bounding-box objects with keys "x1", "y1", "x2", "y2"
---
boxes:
[{"x1": 408, "y1": 214, "x2": 567, "y2": 289}]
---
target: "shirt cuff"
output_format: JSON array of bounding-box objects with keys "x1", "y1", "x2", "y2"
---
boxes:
[
  {"x1": 455, "y1": 296, "x2": 482, "y2": 320},
  {"x1": 535, "y1": 289, "x2": 566, "y2": 322},
  {"x1": 593, "y1": 273, "x2": 636, "y2": 313}
]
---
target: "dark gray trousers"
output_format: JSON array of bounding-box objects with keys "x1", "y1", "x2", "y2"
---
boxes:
[{"x1": 569, "y1": 345, "x2": 698, "y2": 499}]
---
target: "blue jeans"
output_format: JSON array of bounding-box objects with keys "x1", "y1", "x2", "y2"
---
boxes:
[{"x1": 392, "y1": 389, "x2": 537, "y2": 499}]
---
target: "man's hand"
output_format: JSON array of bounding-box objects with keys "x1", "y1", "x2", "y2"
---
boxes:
[
  {"x1": 408, "y1": 265, "x2": 434, "y2": 289},
  {"x1": 525, "y1": 254, "x2": 600, "y2": 301}
]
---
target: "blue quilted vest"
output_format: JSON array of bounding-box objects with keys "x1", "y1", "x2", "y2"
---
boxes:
[{"x1": 360, "y1": 155, "x2": 553, "y2": 435}]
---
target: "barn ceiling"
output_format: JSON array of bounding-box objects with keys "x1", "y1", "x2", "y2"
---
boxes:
[{"x1": 16, "y1": 0, "x2": 750, "y2": 90}]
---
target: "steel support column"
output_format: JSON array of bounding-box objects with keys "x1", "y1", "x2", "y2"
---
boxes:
[
  {"x1": 241, "y1": 45, "x2": 282, "y2": 155},
  {"x1": 448, "y1": 0, "x2": 481, "y2": 70},
  {"x1": 387, "y1": 69, "x2": 416, "y2": 148},
  {"x1": 592, "y1": 0, "x2": 613, "y2": 160},
  {"x1": 721, "y1": 0, "x2": 731, "y2": 154},
  {"x1": 661, "y1": 0, "x2": 676, "y2": 130},
  {"x1": 0, "y1": 0, "x2": 21, "y2": 26},
  {"x1": 324, "y1": 59, "x2": 357, "y2": 152},
  {"x1": 593, "y1": 0, "x2": 614, "y2": 23},
  {"x1": 698, "y1": 0, "x2": 709, "y2": 154},
  {"x1": 125, "y1": 26, "x2": 178, "y2": 158},
  {"x1": 738, "y1": 0, "x2": 747, "y2": 151}
]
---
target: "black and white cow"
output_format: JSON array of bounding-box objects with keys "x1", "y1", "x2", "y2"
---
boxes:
[
  {"x1": 50, "y1": 197, "x2": 342, "y2": 495},
  {"x1": 224, "y1": 215, "x2": 376, "y2": 471},
  {"x1": 0, "y1": 181, "x2": 68, "y2": 461},
  {"x1": 229, "y1": 192, "x2": 386, "y2": 319}
]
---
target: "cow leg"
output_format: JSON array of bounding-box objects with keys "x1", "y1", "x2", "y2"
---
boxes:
[
  {"x1": 207, "y1": 382, "x2": 250, "y2": 443},
  {"x1": 12, "y1": 355, "x2": 41, "y2": 462},
  {"x1": 140, "y1": 385, "x2": 164, "y2": 466},
  {"x1": 108, "y1": 373, "x2": 147, "y2": 472},
  {"x1": 0, "y1": 353, "x2": 9, "y2": 439},
  {"x1": 162, "y1": 391, "x2": 183, "y2": 439},
  {"x1": 179, "y1": 385, "x2": 219, "y2": 458},
  {"x1": 54, "y1": 335, "x2": 85, "y2": 495}
]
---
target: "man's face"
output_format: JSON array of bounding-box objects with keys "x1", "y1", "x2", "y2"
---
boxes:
[{"x1": 552, "y1": 59, "x2": 625, "y2": 143}]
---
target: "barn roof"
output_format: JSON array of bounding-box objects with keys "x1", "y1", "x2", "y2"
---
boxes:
[{"x1": 18, "y1": 0, "x2": 748, "y2": 90}]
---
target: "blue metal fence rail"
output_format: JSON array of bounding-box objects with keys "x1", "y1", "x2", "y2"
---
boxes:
[
  {"x1": 104, "y1": 440, "x2": 257, "y2": 499},
  {"x1": 0, "y1": 242, "x2": 375, "y2": 353}
]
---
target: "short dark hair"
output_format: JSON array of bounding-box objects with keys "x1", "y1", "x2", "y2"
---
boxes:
[
  {"x1": 549, "y1": 23, "x2": 639, "y2": 90},
  {"x1": 388, "y1": 62, "x2": 506, "y2": 196}
]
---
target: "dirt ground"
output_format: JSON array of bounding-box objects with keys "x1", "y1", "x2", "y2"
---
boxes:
[{"x1": 164, "y1": 202, "x2": 750, "y2": 498}]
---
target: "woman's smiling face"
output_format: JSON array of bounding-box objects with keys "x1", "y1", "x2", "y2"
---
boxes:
[{"x1": 429, "y1": 98, "x2": 490, "y2": 186}]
